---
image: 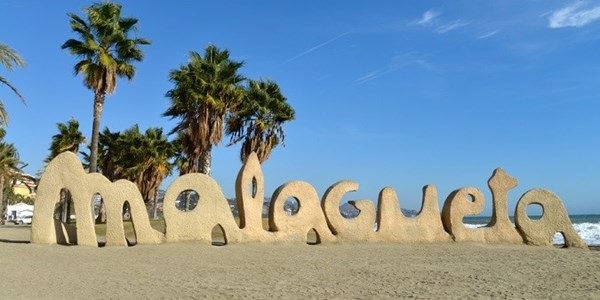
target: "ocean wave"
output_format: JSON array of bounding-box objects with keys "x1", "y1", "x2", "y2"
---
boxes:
[
  {"x1": 553, "y1": 222, "x2": 600, "y2": 246},
  {"x1": 464, "y1": 223, "x2": 600, "y2": 246}
]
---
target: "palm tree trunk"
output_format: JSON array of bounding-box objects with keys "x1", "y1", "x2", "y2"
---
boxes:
[
  {"x1": 89, "y1": 92, "x2": 104, "y2": 173},
  {"x1": 95, "y1": 199, "x2": 106, "y2": 224},
  {"x1": 198, "y1": 147, "x2": 212, "y2": 175},
  {"x1": 184, "y1": 191, "x2": 191, "y2": 212},
  {"x1": 0, "y1": 176, "x2": 5, "y2": 225},
  {"x1": 145, "y1": 199, "x2": 153, "y2": 216},
  {"x1": 61, "y1": 190, "x2": 72, "y2": 224},
  {"x1": 152, "y1": 189, "x2": 160, "y2": 219}
]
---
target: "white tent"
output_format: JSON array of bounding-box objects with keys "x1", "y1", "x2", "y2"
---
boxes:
[{"x1": 6, "y1": 202, "x2": 34, "y2": 222}]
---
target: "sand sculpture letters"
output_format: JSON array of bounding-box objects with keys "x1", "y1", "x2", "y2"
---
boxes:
[{"x1": 31, "y1": 152, "x2": 587, "y2": 249}]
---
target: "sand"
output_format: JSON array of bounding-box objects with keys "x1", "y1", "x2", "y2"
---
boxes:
[{"x1": 1, "y1": 225, "x2": 599, "y2": 299}]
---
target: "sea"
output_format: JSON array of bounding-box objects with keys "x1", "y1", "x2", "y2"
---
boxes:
[{"x1": 463, "y1": 215, "x2": 600, "y2": 246}]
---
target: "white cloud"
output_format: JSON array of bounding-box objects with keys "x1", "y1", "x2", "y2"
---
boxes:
[
  {"x1": 436, "y1": 20, "x2": 469, "y2": 34},
  {"x1": 477, "y1": 29, "x2": 500, "y2": 39},
  {"x1": 354, "y1": 71, "x2": 381, "y2": 85},
  {"x1": 549, "y1": 2, "x2": 600, "y2": 28},
  {"x1": 353, "y1": 52, "x2": 431, "y2": 85},
  {"x1": 412, "y1": 9, "x2": 441, "y2": 26},
  {"x1": 285, "y1": 32, "x2": 350, "y2": 63}
]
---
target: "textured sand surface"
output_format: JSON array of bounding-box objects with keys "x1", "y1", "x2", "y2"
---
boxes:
[{"x1": 1, "y1": 226, "x2": 599, "y2": 299}]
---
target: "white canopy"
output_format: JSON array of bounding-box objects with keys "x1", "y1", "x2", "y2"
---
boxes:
[{"x1": 6, "y1": 202, "x2": 34, "y2": 219}]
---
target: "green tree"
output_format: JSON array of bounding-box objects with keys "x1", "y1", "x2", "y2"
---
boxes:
[
  {"x1": 45, "y1": 118, "x2": 86, "y2": 163},
  {"x1": 62, "y1": 2, "x2": 150, "y2": 173},
  {"x1": 171, "y1": 131, "x2": 191, "y2": 176},
  {"x1": 81, "y1": 127, "x2": 122, "y2": 223},
  {"x1": 118, "y1": 125, "x2": 174, "y2": 212},
  {"x1": 164, "y1": 45, "x2": 245, "y2": 175},
  {"x1": 45, "y1": 119, "x2": 85, "y2": 224},
  {"x1": 0, "y1": 42, "x2": 26, "y2": 126},
  {"x1": 93, "y1": 125, "x2": 174, "y2": 213},
  {"x1": 4, "y1": 189, "x2": 34, "y2": 205},
  {"x1": 0, "y1": 129, "x2": 23, "y2": 224},
  {"x1": 227, "y1": 79, "x2": 295, "y2": 163},
  {"x1": 137, "y1": 127, "x2": 175, "y2": 214},
  {"x1": 97, "y1": 127, "x2": 121, "y2": 181}
]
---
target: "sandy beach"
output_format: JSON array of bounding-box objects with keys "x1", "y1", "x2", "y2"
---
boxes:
[{"x1": 1, "y1": 225, "x2": 599, "y2": 299}]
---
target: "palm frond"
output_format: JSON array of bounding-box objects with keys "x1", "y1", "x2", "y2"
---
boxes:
[
  {"x1": 46, "y1": 118, "x2": 86, "y2": 163},
  {"x1": 227, "y1": 78, "x2": 295, "y2": 163},
  {"x1": 63, "y1": 2, "x2": 149, "y2": 97},
  {"x1": 0, "y1": 101, "x2": 8, "y2": 126},
  {"x1": 0, "y1": 43, "x2": 25, "y2": 70},
  {"x1": 0, "y1": 75, "x2": 25, "y2": 104},
  {"x1": 61, "y1": 39, "x2": 97, "y2": 57}
]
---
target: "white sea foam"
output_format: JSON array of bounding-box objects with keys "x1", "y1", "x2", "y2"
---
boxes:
[
  {"x1": 553, "y1": 222, "x2": 600, "y2": 246},
  {"x1": 464, "y1": 223, "x2": 600, "y2": 246},
  {"x1": 464, "y1": 224, "x2": 486, "y2": 229}
]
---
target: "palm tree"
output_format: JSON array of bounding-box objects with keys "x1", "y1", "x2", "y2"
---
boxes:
[
  {"x1": 45, "y1": 118, "x2": 86, "y2": 163},
  {"x1": 133, "y1": 127, "x2": 174, "y2": 213},
  {"x1": 45, "y1": 119, "x2": 85, "y2": 224},
  {"x1": 227, "y1": 79, "x2": 295, "y2": 163},
  {"x1": 94, "y1": 125, "x2": 174, "y2": 213},
  {"x1": 61, "y1": 2, "x2": 150, "y2": 173},
  {"x1": 0, "y1": 42, "x2": 26, "y2": 126},
  {"x1": 81, "y1": 127, "x2": 120, "y2": 224},
  {"x1": 171, "y1": 132, "x2": 197, "y2": 211},
  {"x1": 164, "y1": 45, "x2": 245, "y2": 175},
  {"x1": 97, "y1": 127, "x2": 121, "y2": 181},
  {"x1": 117, "y1": 125, "x2": 174, "y2": 210},
  {"x1": 171, "y1": 131, "x2": 191, "y2": 176},
  {"x1": 0, "y1": 129, "x2": 22, "y2": 224}
]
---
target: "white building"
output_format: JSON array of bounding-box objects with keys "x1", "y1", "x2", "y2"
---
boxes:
[{"x1": 6, "y1": 202, "x2": 34, "y2": 222}]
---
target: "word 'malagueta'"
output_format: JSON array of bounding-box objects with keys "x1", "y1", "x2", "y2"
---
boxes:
[{"x1": 31, "y1": 152, "x2": 587, "y2": 249}]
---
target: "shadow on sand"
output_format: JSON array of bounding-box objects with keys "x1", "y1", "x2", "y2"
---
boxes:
[{"x1": 0, "y1": 239, "x2": 29, "y2": 244}]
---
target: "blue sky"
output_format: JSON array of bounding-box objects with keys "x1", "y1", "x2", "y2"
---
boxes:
[{"x1": 1, "y1": 1, "x2": 599, "y2": 215}]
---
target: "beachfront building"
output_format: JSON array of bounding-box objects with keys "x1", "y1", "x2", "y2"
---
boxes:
[{"x1": 11, "y1": 173, "x2": 37, "y2": 199}]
